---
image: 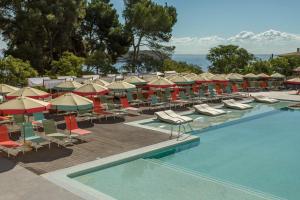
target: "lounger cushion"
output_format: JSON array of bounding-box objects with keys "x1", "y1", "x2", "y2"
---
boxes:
[
  {"x1": 0, "y1": 141, "x2": 21, "y2": 147},
  {"x1": 223, "y1": 99, "x2": 252, "y2": 110},
  {"x1": 71, "y1": 128, "x2": 91, "y2": 135},
  {"x1": 194, "y1": 104, "x2": 226, "y2": 116},
  {"x1": 47, "y1": 133, "x2": 68, "y2": 138}
]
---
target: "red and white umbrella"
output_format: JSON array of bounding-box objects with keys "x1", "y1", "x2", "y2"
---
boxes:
[
  {"x1": 73, "y1": 83, "x2": 109, "y2": 96},
  {"x1": 286, "y1": 77, "x2": 300, "y2": 85},
  {"x1": 0, "y1": 96, "x2": 50, "y2": 115},
  {"x1": 6, "y1": 87, "x2": 50, "y2": 100},
  {"x1": 147, "y1": 77, "x2": 175, "y2": 88}
]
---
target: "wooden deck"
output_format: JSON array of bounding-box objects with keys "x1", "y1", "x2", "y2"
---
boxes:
[{"x1": 1, "y1": 113, "x2": 171, "y2": 174}]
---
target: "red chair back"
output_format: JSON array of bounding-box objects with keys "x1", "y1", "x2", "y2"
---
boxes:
[
  {"x1": 232, "y1": 84, "x2": 238, "y2": 93},
  {"x1": 0, "y1": 125, "x2": 10, "y2": 142},
  {"x1": 120, "y1": 97, "x2": 130, "y2": 108},
  {"x1": 171, "y1": 92, "x2": 177, "y2": 101},
  {"x1": 64, "y1": 115, "x2": 79, "y2": 131}
]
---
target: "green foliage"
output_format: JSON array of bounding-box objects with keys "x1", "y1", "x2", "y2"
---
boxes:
[
  {"x1": 124, "y1": 0, "x2": 177, "y2": 72},
  {"x1": 163, "y1": 59, "x2": 203, "y2": 74},
  {"x1": 82, "y1": 0, "x2": 131, "y2": 64},
  {"x1": 0, "y1": 0, "x2": 86, "y2": 74},
  {"x1": 85, "y1": 50, "x2": 117, "y2": 75},
  {"x1": 0, "y1": 56, "x2": 38, "y2": 86},
  {"x1": 49, "y1": 52, "x2": 85, "y2": 76},
  {"x1": 207, "y1": 45, "x2": 255, "y2": 74}
]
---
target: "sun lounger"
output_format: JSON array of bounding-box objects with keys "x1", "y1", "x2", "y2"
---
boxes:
[
  {"x1": 252, "y1": 95, "x2": 279, "y2": 104},
  {"x1": 64, "y1": 115, "x2": 91, "y2": 135},
  {"x1": 222, "y1": 99, "x2": 252, "y2": 110},
  {"x1": 21, "y1": 123, "x2": 51, "y2": 151},
  {"x1": 194, "y1": 104, "x2": 226, "y2": 116},
  {"x1": 0, "y1": 125, "x2": 24, "y2": 156},
  {"x1": 120, "y1": 97, "x2": 141, "y2": 115},
  {"x1": 42, "y1": 120, "x2": 73, "y2": 146},
  {"x1": 155, "y1": 110, "x2": 193, "y2": 124}
]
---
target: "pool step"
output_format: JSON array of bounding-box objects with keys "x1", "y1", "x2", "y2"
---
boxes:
[{"x1": 146, "y1": 158, "x2": 285, "y2": 200}]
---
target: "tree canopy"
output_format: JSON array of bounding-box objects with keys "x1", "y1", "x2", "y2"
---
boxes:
[{"x1": 123, "y1": 0, "x2": 177, "y2": 72}]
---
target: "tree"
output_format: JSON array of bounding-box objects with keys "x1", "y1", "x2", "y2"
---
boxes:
[
  {"x1": 85, "y1": 50, "x2": 117, "y2": 75},
  {"x1": 49, "y1": 52, "x2": 85, "y2": 76},
  {"x1": 163, "y1": 59, "x2": 203, "y2": 74},
  {"x1": 269, "y1": 57, "x2": 290, "y2": 76},
  {"x1": 0, "y1": 56, "x2": 38, "y2": 86},
  {"x1": 249, "y1": 60, "x2": 272, "y2": 74},
  {"x1": 81, "y1": 0, "x2": 131, "y2": 72},
  {"x1": 207, "y1": 45, "x2": 255, "y2": 74},
  {"x1": 0, "y1": 0, "x2": 86, "y2": 74},
  {"x1": 123, "y1": 0, "x2": 177, "y2": 72}
]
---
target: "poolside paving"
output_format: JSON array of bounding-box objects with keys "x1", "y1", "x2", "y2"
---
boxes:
[
  {"x1": 250, "y1": 90, "x2": 300, "y2": 101},
  {"x1": 1, "y1": 113, "x2": 171, "y2": 174}
]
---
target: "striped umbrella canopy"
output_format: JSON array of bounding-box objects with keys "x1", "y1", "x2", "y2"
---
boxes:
[
  {"x1": 285, "y1": 77, "x2": 300, "y2": 85},
  {"x1": 148, "y1": 76, "x2": 175, "y2": 88},
  {"x1": 184, "y1": 73, "x2": 199, "y2": 81},
  {"x1": 0, "y1": 96, "x2": 50, "y2": 115},
  {"x1": 226, "y1": 73, "x2": 243, "y2": 81},
  {"x1": 211, "y1": 74, "x2": 229, "y2": 83},
  {"x1": 6, "y1": 87, "x2": 50, "y2": 100},
  {"x1": 244, "y1": 73, "x2": 259, "y2": 79},
  {"x1": 84, "y1": 79, "x2": 110, "y2": 86},
  {"x1": 106, "y1": 81, "x2": 136, "y2": 92},
  {"x1": 167, "y1": 74, "x2": 194, "y2": 85},
  {"x1": 196, "y1": 74, "x2": 212, "y2": 83},
  {"x1": 257, "y1": 73, "x2": 270, "y2": 79},
  {"x1": 271, "y1": 73, "x2": 285, "y2": 79},
  {"x1": 293, "y1": 66, "x2": 300, "y2": 72},
  {"x1": 0, "y1": 84, "x2": 19, "y2": 94},
  {"x1": 201, "y1": 72, "x2": 215, "y2": 79},
  {"x1": 143, "y1": 75, "x2": 158, "y2": 82},
  {"x1": 73, "y1": 83, "x2": 108, "y2": 96},
  {"x1": 50, "y1": 93, "x2": 93, "y2": 111},
  {"x1": 54, "y1": 81, "x2": 82, "y2": 91},
  {"x1": 124, "y1": 76, "x2": 147, "y2": 85}
]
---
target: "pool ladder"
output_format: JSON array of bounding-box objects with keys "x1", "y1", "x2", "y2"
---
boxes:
[{"x1": 170, "y1": 120, "x2": 194, "y2": 139}]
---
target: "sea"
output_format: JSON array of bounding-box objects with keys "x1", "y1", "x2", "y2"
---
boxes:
[{"x1": 172, "y1": 54, "x2": 272, "y2": 72}]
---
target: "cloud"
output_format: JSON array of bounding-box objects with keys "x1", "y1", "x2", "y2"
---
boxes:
[{"x1": 171, "y1": 29, "x2": 300, "y2": 54}]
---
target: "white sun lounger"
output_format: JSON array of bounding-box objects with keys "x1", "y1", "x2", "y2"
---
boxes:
[
  {"x1": 155, "y1": 110, "x2": 193, "y2": 124},
  {"x1": 194, "y1": 104, "x2": 226, "y2": 116},
  {"x1": 253, "y1": 95, "x2": 279, "y2": 104},
  {"x1": 222, "y1": 99, "x2": 252, "y2": 110}
]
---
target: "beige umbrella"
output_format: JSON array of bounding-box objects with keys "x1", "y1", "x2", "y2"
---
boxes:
[
  {"x1": 244, "y1": 73, "x2": 258, "y2": 79},
  {"x1": 257, "y1": 73, "x2": 270, "y2": 78},
  {"x1": 73, "y1": 83, "x2": 108, "y2": 96},
  {"x1": 0, "y1": 84, "x2": 19, "y2": 94},
  {"x1": 184, "y1": 73, "x2": 199, "y2": 81},
  {"x1": 143, "y1": 75, "x2": 158, "y2": 82},
  {"x1": 93, "y1": 79, "x2": 110, "y2": 86},
  {"x1": 6, "y1": 87, "x2": 50, "y2": 100},
  {"x1": 124, "y1": 76, "x2": 147, "y2": 85},
  {"x1": 50, "y1": 93, "x2": 93, "y2": 111},
  {"x1": 293, "y1": 66, "x2": 300, "y2": 73},
  {"x1": 106, "y1": 81, "x2": 136, "y2": 92},
  {"x1": 211, "y1": 74, "x2": 229, "y2": 82},
  {"x1": 167, "y1": 75, "x2": 194, "y2": 85},
  {"x1": 148, "y1": 76, "x2": 175, "y2": 88},
  {"x1": 201, "y1": 72, "x2": 215, "y2": 79},
  {"x1": 196, "y1": 74, "x2": 212, "y2": 83},
  {"x1": 285, "y1": 77, "x2": 300, "y2": 85},
  {"x1": 226, "y1": 73, "x2": 243, "y2": 81},
  {"x1": 0, "y1": 96, "x2": 50, "y2": 115},
  {"x1": 271, "y1": 73, "x2": 285, "y2": 79},
  {"x1": 54, "y1": 81, "x2": 82, "y2": 91}
]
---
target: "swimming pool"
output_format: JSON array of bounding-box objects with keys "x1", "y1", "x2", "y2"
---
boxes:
[{"x1": 70, "y1": 102, "x2": 300, "y2": 200}]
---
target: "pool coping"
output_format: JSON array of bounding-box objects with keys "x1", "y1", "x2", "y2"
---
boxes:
[{"x1": 42, "y1": 135, "x2": 199, "y2": 200}]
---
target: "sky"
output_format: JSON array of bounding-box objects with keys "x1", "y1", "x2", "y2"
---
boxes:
[
  {"x1": 111, "y1": 0, "x2": 300, "y2": 54},
  {"x1": 1, "y1": 0, "x2": 300, "y2": 55}
]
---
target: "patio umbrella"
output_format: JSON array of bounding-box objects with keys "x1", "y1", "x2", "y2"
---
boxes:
[
  {"x1": 271, "y1": 73, "x2": 285, "y2": 79},
  {"x1": 244, "y1": 73, "x2": 258, "y2": 79},
  {"x1": 6, "y1": 87, "x2": 50, "y2": 100},
  {"x1": 50, "y1": 93, "x2": 93, "y2": 111},
  {"x1": 201, "y1": 72, "x2": 215, "y2": 79},
  {"x1": 147, "y1": 76, "x2": 175, "y2": 88},
  {"x1": 226, "y1": 73, "x2": 243, "y2": 81},
  {"x1": 143, "y1": 75, "x2": 158, "y2": 82},
  {"x1": 257, "y1": 73, "x2": 270, "y2": 79},
  {"x1": 0, "y1": 84, "x2": 19, "y2": 94},
  {"x1": 93, "y1": 79, "x2": 110, "y2": 86},
  {"x1": 124, "y1": 76, "x2": 147, "y2": 86},
  {"x1": 167, "y1": 74, "x2": 194, "y2": 85},
  {"x1": 106, "y1": 81, "x2": 136, "y2": 92},
  {"x1": 54, "y1": 81, "x2": 82, "y2": 91},
  {"x1": 183, "y1": 73, "x2": 199, "y2": 81},
  {"x1": 73, "y1": 83, "x2": 108, "y2": 96},
  {"x1": 196, "y1": 74, "x2": 212, "y2": 83},
  {"x1": 211, "y1": 74, "x2": 229, "y2": 83},
  {"x1": 0, "y1": 96, "x2": 50, "y2": 115},
  {"x1": 285, "y1": 77, "x2": 300, "y2": 85}
]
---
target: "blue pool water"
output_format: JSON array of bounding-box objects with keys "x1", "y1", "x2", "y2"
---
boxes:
[{"x1": 72, "y1": 102, "x2": 300, "y2": 200}]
